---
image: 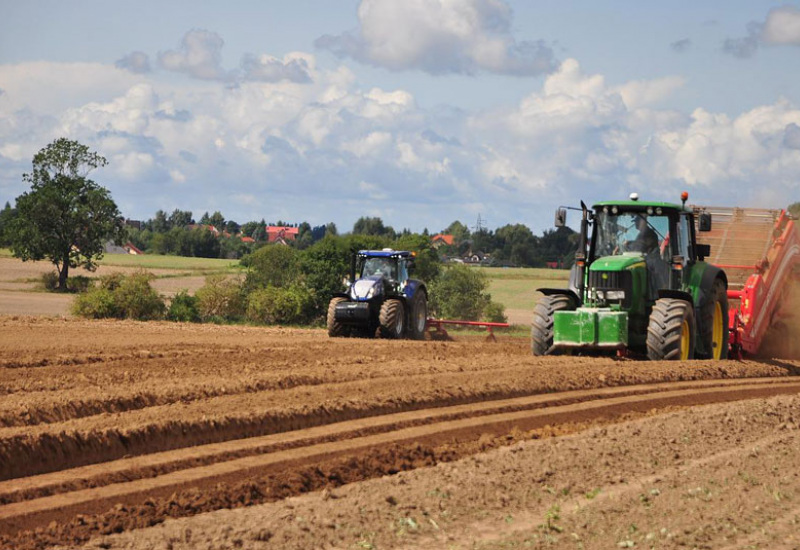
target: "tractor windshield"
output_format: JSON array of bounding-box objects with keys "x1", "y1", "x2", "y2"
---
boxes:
[
  {"x1": 361, "y1": 257, "x2": 397, "y2": 280},
  {"x1": 594, "y1": 211, "x2": 669, "y2": 258}
]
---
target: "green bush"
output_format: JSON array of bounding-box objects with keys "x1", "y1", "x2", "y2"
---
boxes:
[
  {"x1": 114, "y1": 272, "x2": 166, "y2": 320},
  {"x1": 483, "y1": 301, "x2": 508, "y2": 323},
  {"x1": 246, "y1": 284, "x2": 315, "y2": 325},
  {"x1": 195, "y1": 274, "x2": 245, "y2": 321},
  {"x1": 245, "y1": 245, "x2": 300, "y2": 290},
  {"x1": 167, "y1": 290, "x2": 200, "y2": 322},
  {"x1": 72, "y1": 287, "x2": 117, "y2": 318},
  {"x1": 72, "y1": 271, "x2": 165, "y2": 320},
  {"x1": 67, "y1": 275, "x2": 92, "y2": 293},
  {"x1": 41, "y1": 271, "x2": 59, "y2": 291},
  {"x1": 429, "y1": 264, "x2": 491, "y2": 321}
]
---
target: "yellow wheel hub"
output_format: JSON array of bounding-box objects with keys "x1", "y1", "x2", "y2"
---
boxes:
[
  {"x1": 680, "y1": 319, "x2": 690, "y2": 360},
  {"x1": 712, "y1": 302, "x2": 724, "y2": 360}
]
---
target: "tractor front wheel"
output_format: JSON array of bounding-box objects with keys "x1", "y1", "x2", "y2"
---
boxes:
[
  {"x1": 531, "y1": 294, "x2": 574, "y2": 356},
  {"x1": 327, "y1": 297, "x2": 350, "y2": 337},
  {"x1": 409, "y1": 291, "x2": 428, "y2": 340},
  {"x1": 379, "y1": 299, "x2": 405, "y2": 339},
  {"x1": 647, "y1": 298, "x2": 696, "y2": 360}
]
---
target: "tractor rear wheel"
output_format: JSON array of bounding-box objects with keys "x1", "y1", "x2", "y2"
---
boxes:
[
  {"x1": 531, "y1": 294, "x2": 574, "y2": 356},
  {"x1": 647, "y1": 298, "x2": 696, "y2": 360},
  {"x1": 700, "y1": 279, "x2": 729, "y2": 360},
  {"x1": 409, "y1": 291, "x2": 428, "y2": 340},
  {"x1": 327, "y1": 297, "x2": 350, "y2": 337},
  {"x1": 379, "y1": 299, "x2": 405, "y2": 339}
]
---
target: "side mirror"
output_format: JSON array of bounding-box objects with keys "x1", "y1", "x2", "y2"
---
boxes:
[
  {"x1": 698, "y1": 212, "x2": 712, "y2": 232},
  {"x1": 695, "y1": 243, "x2": 711, "y2": 260},
  {"x1": 555, "y1": 208, "x2": 567, "y2": 227}
]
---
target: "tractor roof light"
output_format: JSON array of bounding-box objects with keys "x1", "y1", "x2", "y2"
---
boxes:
[
  {"x1": 630, "y1": 192, "x2": 639, "y2": 201},
  {"x1": 681, "y1": 191, "x2": 689, "y2": 206}
]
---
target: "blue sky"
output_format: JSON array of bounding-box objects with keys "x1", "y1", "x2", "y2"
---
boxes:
[{"x1": 2, "y1": 1, "x2": 800, "y2": 234}]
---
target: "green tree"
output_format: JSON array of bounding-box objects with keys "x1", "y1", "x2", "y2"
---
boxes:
[
  {"x1": 208, "y1": 211, "x2": 225, "y2": 231},
  {"x1": 429, "y1": 264, "x2": 491, "y2": 321},
  {"x1": 788, "y1": 202, "x2": 800, "y2": 219},
  {"x1": 168, "y1": 209, "x2": 193, "y2": 229},
  {"x1": 8, "y1": 138, "x2": 124, "y2": 290},
  {"x1": 392, "y1": 233, "x2": 441, "y2": 283},
  {"x1": 299, "y1": 236, "x2": 350, "y2": 315},
  {"x1": 150, "y1": 209, "x2": 170, "y2": 233},
  {"x1": 0, "y1": 202, "x2": 16, "y2": 246},
  {"x1": 245, "y1": 244, "x2": 301, "y2": 290},
  {"x1": 353, "y1": 216, "x2": 396, "y2": 239},
  {"x1": 443, "y1": 220, "x2": 470, "y2": 244},
  {"x1": 495, "y1": 223, "x2": 537, "y2": 267}
]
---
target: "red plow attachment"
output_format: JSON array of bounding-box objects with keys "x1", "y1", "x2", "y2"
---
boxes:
[
  {"x1": 697, "y1": 207, "x2": 800, "y2": 358},
  {"x1": 425, "y1": 319, "x2": 510, "y2": 342}
]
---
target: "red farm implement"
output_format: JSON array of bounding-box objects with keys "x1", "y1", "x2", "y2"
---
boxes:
[
  {"x1": 425, "y1": 319, "x2": 510, "y2": 342},
  {"x1": 696, "y1": 206, "x2": 800, "y2": 358}
]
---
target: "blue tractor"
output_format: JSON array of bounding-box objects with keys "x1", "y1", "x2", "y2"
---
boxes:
[{"x1": 327, "y1": 249, "x2": 428, "y2": 339}]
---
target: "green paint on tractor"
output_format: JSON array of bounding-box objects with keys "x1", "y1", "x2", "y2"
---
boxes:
[
  {"x1": 532, "y1": 194, "x2": 729, "y2": 360},
  {"x1": 553, "y1": 309, "x2": 628, "y2": 349}
]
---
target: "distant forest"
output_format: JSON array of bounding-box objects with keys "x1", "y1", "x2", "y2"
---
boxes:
[{"x1": 0, "y1": 203, "x2": 578, "y2": 268}]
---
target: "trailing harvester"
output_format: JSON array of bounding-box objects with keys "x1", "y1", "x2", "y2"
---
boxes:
[
  {"x1": 327, "y1": 249, "x2": 428, "y2": 339},
  {"x1": 533, "y1": 192, "x2": 729, "y2": 360}
]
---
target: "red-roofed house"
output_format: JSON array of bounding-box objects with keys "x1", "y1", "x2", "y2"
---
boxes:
[
  {"x1": 431, "y1": 234, "x2": 455, "y2": 247},
  {"x1": 241, "y1": 236, "x2": 255, "y2": 244},
  {"x1": 267, "y1": 226, "x2": 299, "y2": 244}
]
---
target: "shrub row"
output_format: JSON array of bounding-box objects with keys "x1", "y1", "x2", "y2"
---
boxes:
[{"x1": 72, "y1": 271, "x2": 317, "y2": 325}]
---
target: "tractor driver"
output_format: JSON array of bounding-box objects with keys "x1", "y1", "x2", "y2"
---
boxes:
[
  {"x1": 363, "y1": 257, "x2": 397, "y2": 280},
  {"x1": 627, "y1": 215, "x2": 658, "y2": 254}
]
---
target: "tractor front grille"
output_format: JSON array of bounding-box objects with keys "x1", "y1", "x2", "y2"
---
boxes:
[{"x1": 588, "y1": 270, "x2": 632, "y2": 308}]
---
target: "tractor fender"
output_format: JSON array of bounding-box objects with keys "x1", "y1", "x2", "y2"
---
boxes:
[
  {"x1": 689, "y1": 263, "x2": 728, "y2": 311},
  {"x1": 699, "y1": 264, "x2": 727, "y2": 295},
  {"x1": 402, "y1": 280, "x2": 426, "y2": 301},
  {"x1": 657, "y1": 289, "x2": 694, "y2": 305},
  {"x1": 537, "y1": 288, "x2": 580, "y2": 306}
]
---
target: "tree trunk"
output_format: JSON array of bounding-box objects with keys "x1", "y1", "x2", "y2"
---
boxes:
[{"x1": 58, "y1": 255, "x2": 69, "y2": 291}]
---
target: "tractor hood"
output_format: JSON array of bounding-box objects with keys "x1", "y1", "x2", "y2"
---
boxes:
[
  {"x1": 590, "y1": 253, "x2": 646, "y2": 272},
  {"x1": 351, "y1": 275, "x2": 384, "y2": 301}
]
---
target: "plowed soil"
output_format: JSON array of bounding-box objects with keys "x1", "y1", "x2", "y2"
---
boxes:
[{"x1": 2, "y1": 317, "x2": 800, "y2": 549}]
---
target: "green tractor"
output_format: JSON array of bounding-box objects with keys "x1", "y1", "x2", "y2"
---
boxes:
[{"x1": 532, "y1": 193, "x2": 729, "y2": 360}]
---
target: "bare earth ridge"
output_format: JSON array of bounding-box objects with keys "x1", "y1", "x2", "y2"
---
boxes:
[{"x1": 0, "y1": 317, "x2": 798, "y2": 549}]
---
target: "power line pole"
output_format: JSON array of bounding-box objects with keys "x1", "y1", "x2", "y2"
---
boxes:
[{"x1": 474, "y1": 213, "x2": 485, "y2": 233}]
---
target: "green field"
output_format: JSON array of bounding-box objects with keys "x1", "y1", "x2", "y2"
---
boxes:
[
  {"x1": 478, "y1": 266, "x2": 570, "y2": 313},
  {"x1": 96, "y1": 253, "x2": 241, "y2": 272},
  {"x1": 2, "y1": 248, "x2": 240, "y2": 272}
]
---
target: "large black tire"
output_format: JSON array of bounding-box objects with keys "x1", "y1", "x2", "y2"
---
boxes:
[
  {"x1": 327, "y1": 297, "x2": 349, "y2": 337},
  {"x1": 408, "y1": 291, "x2": 427, "y2": 340},
  {"x1": 379, "y1": 299, "x2": 405, "y2": 339},
  {"x1": 699, "y1": 278, "x2": 729, "y2": 360},
  {"x1": 647, "y1": 298, "x2": 696, "y2": 360},
  {"x1": 531, "y1": 294, "x2": 574, "y2": 356}
]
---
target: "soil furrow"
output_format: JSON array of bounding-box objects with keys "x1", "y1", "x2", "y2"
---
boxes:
[
  {"x1": 1, "y1": 378, "x2": 798, "y2": 547},
  {"x1": 1, "y1": 377, "x2": 785, "y2": 504}
]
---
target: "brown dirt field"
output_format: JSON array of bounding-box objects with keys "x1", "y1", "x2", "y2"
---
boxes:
[
  {"x1": 0, "y1": 258, "x2": 209, "y2": 317},
  {"x1": 0, "y1": 318, "x2": 799, "y2": 549}
]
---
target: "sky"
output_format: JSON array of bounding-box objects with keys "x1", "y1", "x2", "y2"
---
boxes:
[{"x1": 2, "y1": 0, "x2": 800, "y2": 234}]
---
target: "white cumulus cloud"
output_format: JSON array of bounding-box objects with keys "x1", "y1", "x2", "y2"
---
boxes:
[
  {"x1": 315, "y1": 0, "x2": 555, "y2": 76},
  {"x1": 724, "y1": 6, "x2": 800, "y2": 58},
  {"x1": 158, "y1": 29, "x2": 228, "y2": 80}
]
